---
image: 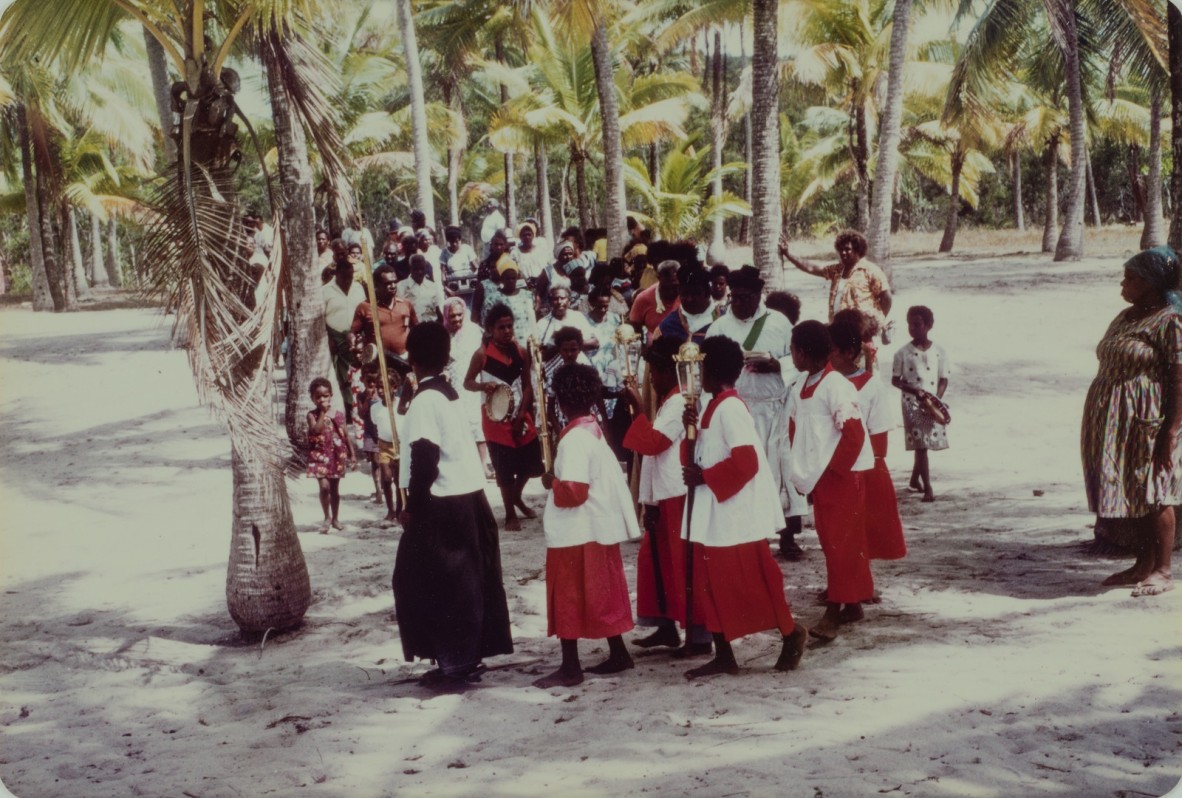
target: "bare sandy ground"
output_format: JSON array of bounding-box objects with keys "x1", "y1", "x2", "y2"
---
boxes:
[{"x1": 1, "y1": 242, "x2": 1180, "y2": 798}]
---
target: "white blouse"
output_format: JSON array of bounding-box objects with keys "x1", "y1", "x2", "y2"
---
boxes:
[
  {"x1": 638, "y1": 390, "x2": 688, "y2": 504},
  {"x1": 544, "y1": 422, "x2": 640, "y2": 548},
  {"x1": 787, "y1": 369, "x2": 872, "y2": 496}
]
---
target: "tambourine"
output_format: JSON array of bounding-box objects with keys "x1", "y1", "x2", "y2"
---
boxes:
[
  {"x1": 485, "y1": 383, "x2": 516, "y2": 422},
  {"x1": 919, "y1": 393, "x2": 951, "y2": 426}
]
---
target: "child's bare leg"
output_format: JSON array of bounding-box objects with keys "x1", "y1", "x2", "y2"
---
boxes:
[
  {"x1": 774, "y1": 623, "x2": 809, "y2": 671},
  {"x1": 917, "y1": 449, "x2": 934, "y2": 502},
  {"x1": 477, "y1": 442, "x2": 494, "y2": 478},
  {"x1": 685, "y1": 633, "x2": 739, "y2": 679},
  {"x1": 909, "y1": 450, "x2": 922, "y2": 491},
  {"x1": 370, "y1": 455, "x2": 382, "y2": 503},
  {"x1": 533, "y1": 639, "x2": 584, "y2": 688},
  {"x1": 329, "y1": 479, "x2": 343, "y2": 529},
  {"x1": 586, "y1": 635, "x2": 634, "y2": 674},
  {"x1": 317, "y1": 478, "x2": 332, "y2": 532}
]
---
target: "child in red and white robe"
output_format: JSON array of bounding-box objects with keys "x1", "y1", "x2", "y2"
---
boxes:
[
  {"x1": 680, "y1": 336, "x2": 808, "y2": 679},
  {"x1": 830, "y1": 315, "x2": 906, "y2": 565},
  {"x1": 536, "y1": 363, "x2": 640, "y2": 689},
  {"x1": 787, "y1": 321, "x2": 874, "y2": 641},
  {"x1": 622, "y1": 337, "x2": 712, "y2": 656}
]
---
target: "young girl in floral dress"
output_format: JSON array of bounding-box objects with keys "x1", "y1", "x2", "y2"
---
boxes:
[{"x1": 307, "y1": 377, "x2": 356, "y2": 533}]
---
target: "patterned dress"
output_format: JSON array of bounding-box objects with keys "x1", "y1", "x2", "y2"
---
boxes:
[
  {"x1": 307, "y1": 411, "x2": 351, "y2": 479},
  {"x1": 1081, "y1": 307, "x2": 1182, "y2": 518},
  {"x1": 479, "y1": 280, "x2": 536, "y2": 346},
  {"x1": 893, "y1": 341, "x2": 951, "y2": 452}
]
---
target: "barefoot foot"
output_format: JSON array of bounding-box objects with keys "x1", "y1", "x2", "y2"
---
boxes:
[
  {"x1": 809, "y1": 615, "x2": 840, "y2": 642},
  {"x1": 774, "y1": 626, "x2": 808, "y2": 671},
  {"x1": 517, "y1": 504, "x2": 537, "y2": 520},
  {"x1": 331, "y1": 520, "x2": 344, "y2": 530},
  {"x1": 319, "y1": 522, "x2": 331, "y2": 534},
  {"x1": 1131, "y1": 572, "x2": 1175, "y2": 597},
  {"x1": 504, "y1": 517, "x2": 521, "y2": 532},
  {"x1": 921, "y1": 491, "x2": 935, "y2": 503},
  {"x1": 838, "y1": 603, "x2": 865, "y2": 624},
  {"x1": 634, "y1": 627, "x2": 681, "y2": 649},
  {"x1": 684, "y1": 656, "x2": 739, "y2": 680},
  {"x1": 585, "y1": 653, "x2": 635, "y2": 675},
  {"x1": 1102, "y1": 566, "x2": 1150, "y2": 587},
  {"x1": 533, "y1": 667, "x2": 584, "y2": 689}
]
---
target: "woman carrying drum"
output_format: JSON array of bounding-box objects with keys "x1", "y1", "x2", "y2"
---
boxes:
[{"x1": 464, "y1": 302, "x2": 545, "y2": 531}]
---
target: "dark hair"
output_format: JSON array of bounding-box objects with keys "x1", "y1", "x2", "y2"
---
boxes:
[
  {"x1": 907, "y1": 305, "x2": 934, "y2": 327},
  {"x1": 708, "y1": 264, "x2": 730, "y2": 281},
  {"x1": 484, "y1": 302, "x2": 515, "y2": 332},
  {"x1": 833, "y1": 308, "x2": 877, "y2": 338},
  {"x1": 315, "y1": 227, "x2": 328, "y2": 238},
  {"x1": 445, "y1": 225, "x2": 463, "y2": 242},
  {"x1": 552, "y1": 363, "x2": 602, "y2": 413},
  {"x1": 701, "y1": 336, "x2": 744, "y2": 386},
  {"x1": 406, "y1": 321, "x2": 451, "y2": 372},
  {"x1": 409, "y1": 253, "x2": 429, "y2": 272},
  {"x1": 410, "y1": 209, "x2": 427, "y2": 228},
  {"x1": 834, "y1": 229, "x2": 868, "y2": 256},
  {"x1": 766, "y1": 291, "x2": 802, "y2": 324},
  {"x1": 644, "y1": 335, "x2": 681, "y2": 373},
  {"x1": 347, "y1": 241, "x2": 363, "y2": 254},
  {"x1": 400, "y1": 233, "x2": 417, "y2": 249},
  {"x1": 588, "y1": 284, "x2": 612, "y2": 303},
  {"x1": 309, "y1": 376, "x2": 333, "y2": 397},
  {"x1": 829, "y1": 317, "x2": 863, "y2": 356},
  {"x1": 678, "y1": 264, "x2": 711, "y2": 293},
  {"x1": 489, "y1": 228, "x2": 509, "y2": 245},
  {"x1": 791, "y1": 320, "x2": 831, "y2": 361},
  {"x1": 331, "y1": 238, "x2": 350, "y2": 258},
  {"x1": 559, "y1": 226, "x2": 585, "y2": 250},
  {"x1": 552, "y1": 325, "x2": 585, "y2": 348},
  {"x1": 648, "y1": 240, "x2": 701, "y2": 271},
  {"x1": 320, "y1": 265, "x2": 336, "y2": 284}
]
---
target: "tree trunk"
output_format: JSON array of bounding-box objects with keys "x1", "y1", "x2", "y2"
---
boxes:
[
  {"x1": 264, "y1": 32, "x2": 333, "y2": 454},
  {"x1": 559, "y1": 160, "x2": 570, "y2": 230},
  {"x1": 573, "y1": 148, "x2": 591, "y2": 233},
  {"x1": 18, "y1": 106, "x2": 53, "y2": 311},
  {"x1": 67, "y1": 206, "x2": 92, "y2": 301},
  {"x1": 495, "y1": 38, "x2": 516, "y2": 229},
  {"x1": 1043, "y1": 138, "x2": 1059, "y2": 253},
  {"x1": 445, "y1": 82, "x2": 464, "y2": 227},
  {"x1": 326, "y1": 184, "x2": 347, "y2": 239},
  {"x1": 751, "y1": 0, "x2": 782, "y2": 278},
  {"x1": 535, "y1": 143, "x2": 555, "y2": 244},
  {"x1": 648, "y1": 143, "x2": 660, "y2": 190},
  {"x1": 1169, "y1": 1, "x2": 1182, "y2": 250},
  {"x1": 590, "y1": 19, "x2": 628, "y2": 259},
  {"x1": 939, "y1": 152, "x2": 963, "y2": 253},
  {"x1": 866, "y1": 0, "x2": 912, "y2": 274},
  {"x1": 225, "y1": 444, "x2": 312, "y2": 635},
  {"x1": 708, "y1": 29, "x2": 726, "y2": 263},
  {"x1": 394, "y1": 0, "x2": 436, "y2": 230},
  {"x1": 1141, "y1": 91, "x2": 1165, "y2": 249},
  {"x1": 853, "y1": 99, "x2": 871, "y2": 233},
  {"x1": 740, "y1": 19, "x2": 752, "y2": 246},
  {"x1": 89, "y1": 212, "x2": 108, "y2": 287},
  {"x1": 105, "y1": 217, "x2": 121, "y2": 287},
  {"x1": 1012, "y1": 151, "x2": 1025, "y2": 232},
  {"x1": 1085, "y1": 149, "x2": 1101, "y2": 226},
  {"x1": 1127, "y1": 144, "x2": 1145, "y2": 223},
  {"x1": 37, "y1": 167, "x2": 65, "y2": 311},
  {"x1": 1053, "y1": 1, "x2": 1087, "y2": 261},
  {"x1": 144, "y1": 25, "x2": 177, "y2": 167}
]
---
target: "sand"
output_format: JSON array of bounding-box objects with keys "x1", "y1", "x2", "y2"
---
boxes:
[{"x1": 1, "y1": 246, "x2": 1180, "y2": 798}]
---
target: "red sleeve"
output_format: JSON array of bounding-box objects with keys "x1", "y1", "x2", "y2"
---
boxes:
[
  {"x1": 702, "y1": 444, "x2": 759, "y2": 503},
  {"x1": 622, "y1": 414, "x2": 674, "y2": 456},
  {"x1": 870, "y1": 431, "x2": 888, "y2": 459},
  {"x1": 552, "y1": 480, "x2": 590, "y2": 508},
  {"x1": 829, "y1": 418, "x2": 866, "y2": 473}
]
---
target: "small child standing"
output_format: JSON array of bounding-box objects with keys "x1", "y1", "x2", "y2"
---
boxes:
[
  {"x1": 536, "y1": 364, "x2": 640, "y2": 689},
  {"x1": 360, "y1": 373, "x2": 383, "y2": 504},
  {"x1": 307, "y1": 377, "x2": 356, "y2": 533},
  {"x1": 830, "y1": 315, "x2": 906, "y2": 566},
  {"x1": 891, "y1": 305, "x2": 950, "y2": 503},
  {"x1": 787, "y1": 321, "x2": 873, "y2": 641},
  {"x1": 371, "y1": 372, "x2": 403, "y2": 522}
]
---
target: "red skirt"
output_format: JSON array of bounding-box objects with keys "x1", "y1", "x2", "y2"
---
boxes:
[
  {"x1": 696, "y1": 540, "x2": 796, "y2": 642},
  {"x1": 546, "y1": 542, "x2": 634, "y2": 640},
  {"x1": 813, "y1": 469, "x2": 875, "y2": 604},
  {"x1": 865, "y1": 460, "x2": 906, "y2": 560}
]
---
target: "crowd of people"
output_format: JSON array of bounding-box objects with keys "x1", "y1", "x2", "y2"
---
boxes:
[{"x1": 301, "y1": 208, "x2": 1178, "y2": 690}]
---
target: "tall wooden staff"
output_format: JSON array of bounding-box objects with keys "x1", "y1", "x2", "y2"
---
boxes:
[
  {"x1": 673, "y1": 342, "x2": 705, "y2": 637},
  {"x1": 356, "y1": 235, "x2": 406, "y2": 504},
  {"x1": 526, "y1": 336, "x2": 553, "y2": 473}
]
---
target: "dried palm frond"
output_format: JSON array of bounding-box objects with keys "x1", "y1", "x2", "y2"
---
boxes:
[{"x1": 139, "y1": 163, "x2": 286, "y2": 470}]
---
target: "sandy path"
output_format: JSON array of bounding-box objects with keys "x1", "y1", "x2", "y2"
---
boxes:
[{"x1": 1, "y1": 251, "x2": 1179, "y2": 798}]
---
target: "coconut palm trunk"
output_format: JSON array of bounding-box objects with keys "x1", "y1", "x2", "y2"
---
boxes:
[
  {"x1": 90, "y1": 213, "x2": 109, "y2": 287},
  {"x1": 535, "y1": 142, "x2": 555, "y2": 243},
  {"x1": 1053, "y1": 0, "x2": 1087, "y2": 261},
  {"x1": 939, "y1": 151, "x2": 964, "y2": 253},
  {"x1": 573, "y1": 147, "x2": 591, "y2": 232},
  {"x1": 1042, "y1": 138, "x2": 1059, "y2": 253},
  {"x1": 263, "y1": 32, "x2": 332, "y2": 454},
  {"x1": 395, "y1": 0, "x2": 436, "y2": 230},
  {"x1": 66, "y1": 205, "x2": 92, "y2": 299},
  {"x1": 590, "y1": 18, "x2": 627, "y2": 259},
  {"x1": 1140, "y1": 91, "x2": 1164, "y2": 249},
  {"x1": 144, "y1": 26, "x2": 176, "y2": 166},
  {"x1": 1012, "y1": 151, "x2": 1025, "y2": 231},
  {"x1": 1170, "y1": 1, "x2": 1182, "y2": 250},
  {"x1": 18, "y1": 105, "x2": 53, "y2": 311},
  {"x1": 751, "y1": 0, "x2": 783, "y2": 278},
  {"x1": 495, "y1": 37, "x2": 516, "y2": 229},
  {"x1": 709, "y1": 29, "x2": 725, "y2": 263},
  {"x1": 1085, "y1": 152, "x2": 1101, "y2": 226},
  {"x1": 853, "y1": 100, "x2": 871, "y2": 233},
  {"x1": 35, "y1": 163, "x2": 65, "y2": 311},
  {"x1": 105, "y1": 217, "x2": 121, "y2": 287},
  {"x1": 867, "y1": 0, "x2": 913, "y2": 272}
]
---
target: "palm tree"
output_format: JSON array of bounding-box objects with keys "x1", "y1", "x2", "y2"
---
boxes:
[
  {"x1": 1170, "y1": 1, "x2": 1182, "y2": 250},
  {"x1": 393, "y1": 0, "x2": 436, "y2": 230},
  {"x1": 0, "y1": 0, "x2": 328, "y2": 635},
  {"x1": 750, "y1": 0, "x2": 781, "y2": 277}
]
